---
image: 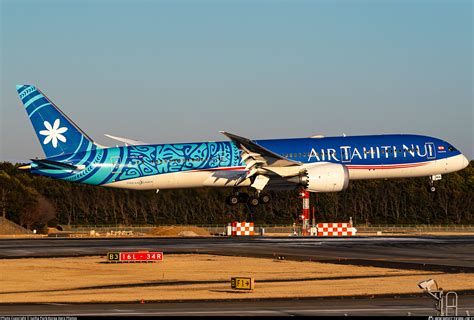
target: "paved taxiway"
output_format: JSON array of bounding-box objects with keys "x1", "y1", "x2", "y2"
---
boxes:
[
  {"x1": 0, "y1": 236, "x2": 473, "y2": 271},
  {"x1": 0, "y1": 295, "x2": 473, "y2": 316},
  {"x1": 1, "y1": 236, "x2": 473, "y2": 316}
]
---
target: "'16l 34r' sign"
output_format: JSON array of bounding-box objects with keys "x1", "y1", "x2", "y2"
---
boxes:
[{"x1": 107, "y1": 251, "x2": 163, "y2": 262}]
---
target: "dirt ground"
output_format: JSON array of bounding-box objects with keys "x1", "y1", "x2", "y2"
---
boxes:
[
  {"x1": 148, "y1": 226, "x2": 211, "y2": 237},
  {"x1": 0, "y1": 217, "x2": 32, "y2": 235},
  {"x1": 1, "y1": 254, "x2": 473, "y2": 303}
]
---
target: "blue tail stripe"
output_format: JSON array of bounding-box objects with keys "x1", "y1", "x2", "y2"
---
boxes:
[
  {"x1": 65, "y1": 135, "x2": 85, "y2": 159},
  {"x1": 17, "y1": 85, "x2": 29, "y2": 96},
  {"x1": 75, "y1": 149, "x2": 108, "y2": 183},
  {"x1": 21, "y1": 90, "x2": 40, "y2": 104},
  {"x1": 25, "y1": 94, "x2": 48, "y2": 109},
  {"x1": 28, "y1": 102, "x2": 51, "y2": 118},
  {"x1": 26, "y1": 97, "x2": 49, "y2": 113},
  {"x1": 18, "y1": 86, "x2": 36, "y2": 100}
]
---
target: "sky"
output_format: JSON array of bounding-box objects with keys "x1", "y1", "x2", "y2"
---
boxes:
[{"x1": 1, "y1": 0, "x2": 472, "y2": 162}]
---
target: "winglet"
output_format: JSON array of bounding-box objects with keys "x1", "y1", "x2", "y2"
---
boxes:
[{"x1": 104, "y1": 134, "x2": 149, "y2": 146}]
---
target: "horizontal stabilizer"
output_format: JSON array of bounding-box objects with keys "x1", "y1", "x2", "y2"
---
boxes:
[{"x1": 31, "y1": 159, "x2": 83, "y2": 171}]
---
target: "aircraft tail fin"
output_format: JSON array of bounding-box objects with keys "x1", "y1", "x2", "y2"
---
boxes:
[{"x1": 16, "y1": 85, "x2": 97, "y2": 158}]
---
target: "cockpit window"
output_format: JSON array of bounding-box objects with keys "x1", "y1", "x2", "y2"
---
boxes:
[{"x1": 448, "y1": 146, "x2": 456, "y2": 152}]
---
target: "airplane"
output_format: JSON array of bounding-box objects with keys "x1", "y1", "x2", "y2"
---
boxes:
[{"x1": 16, "y1": 85, "x2": 469, "y2": 206}]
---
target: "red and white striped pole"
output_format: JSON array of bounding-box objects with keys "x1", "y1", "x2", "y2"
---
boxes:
[{"x1": 299, "y1": 189, "x2": 310, "y2": 235}]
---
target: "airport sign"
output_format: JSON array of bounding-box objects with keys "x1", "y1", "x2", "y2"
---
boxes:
[
  {"x1": 107, "y1": 251, "x2": 163, "y2": 262},
  {"x1": 231, "y1": 277, "x2": 255, "y2": 290}
]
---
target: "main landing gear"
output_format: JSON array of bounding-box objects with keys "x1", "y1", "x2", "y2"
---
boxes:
[
  {"x1": 226, "y1": 190, "x2": 271, "y2": 207},
  {"x1": 428, "y1": 174, "x2": 442, "y2": 193}
]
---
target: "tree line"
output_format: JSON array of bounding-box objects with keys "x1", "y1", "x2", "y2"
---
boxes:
[{"x1": 0, "y1": 161, "x2": 472, "y2": 230}]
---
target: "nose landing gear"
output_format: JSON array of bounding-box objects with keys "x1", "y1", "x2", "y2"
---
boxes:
[{"x1": 429, "y1": 174, "x2": 442, "y2": 193}]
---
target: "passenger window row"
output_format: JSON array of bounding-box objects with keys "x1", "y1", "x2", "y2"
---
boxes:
[{"x1": 284, "y1": 151, "x2": 337, "y2": 158}]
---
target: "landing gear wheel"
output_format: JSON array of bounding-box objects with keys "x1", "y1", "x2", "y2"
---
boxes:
[
  {"x1": 428, "y1": 175, "x2": 441, "y2": 193},
  {"x1": 226, "y1": 194, "x2": 240, "y2": 206},
  {"x1": 260, "y1": 193, "x2": 271, "y2": 204},
  {"x1": 248, "y1": 196, "x2": 260, "y2": 207}
]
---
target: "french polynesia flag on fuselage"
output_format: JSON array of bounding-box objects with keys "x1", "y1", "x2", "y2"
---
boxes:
[{"x1": 438, "y1": 145, "x2": 446, "y2": 152}]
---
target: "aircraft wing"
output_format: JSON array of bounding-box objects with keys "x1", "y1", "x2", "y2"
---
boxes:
[
  {"x1": 104, "y1": 134, "x2": 149, "y2": 146},
  {"x1": 220, "y1": 131, "x2": 301, "y2": 191},
  {"x1": 220, "y1": 131, "x2": 300, "y2": 167}
]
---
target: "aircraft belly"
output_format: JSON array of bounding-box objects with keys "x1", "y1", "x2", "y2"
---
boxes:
[
  {"x1": 103, "y1": 169, "x2": 251, "y2": 190},
  {"x1": 347, "y1": 160, "x2": 440, "y2": 180},
  {"x1": 154, "y1": 171, "x2": 211, "y2": 189}
]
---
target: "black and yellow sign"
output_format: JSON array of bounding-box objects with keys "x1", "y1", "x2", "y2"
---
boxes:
[
  {"x1": 107, "y1": 252, "x2": 120, "y2": 261},
  {"x1": 106, "y1": 251, "x2": 163, "y2": 263},
  {"x1": 231, "y1": 277, "x2": 255, "y2": 290}
]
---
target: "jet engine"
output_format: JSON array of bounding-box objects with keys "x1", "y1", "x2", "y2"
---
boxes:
[{"x1": 291, "y1": 163, "x2": 349, "y2": 192}]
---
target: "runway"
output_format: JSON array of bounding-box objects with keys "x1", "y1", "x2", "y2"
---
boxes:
[
  {"x1": 1, "y1": 236, "x2": 473, "y2": 316},
  {"x1": 0, "y1": 236, "x2": 473, "y2": 272},
  {"x1": 0, "y1": 295, "x2": 473, "y2": 316}
]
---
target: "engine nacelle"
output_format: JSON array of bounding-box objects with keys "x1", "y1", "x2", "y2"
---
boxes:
[{"x1": 299, "y1": 163, "x2": 349, "y2": 192}]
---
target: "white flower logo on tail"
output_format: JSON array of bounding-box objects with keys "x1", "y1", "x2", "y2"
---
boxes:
[{"x1": 39, "y1": 119, "x2": 68, "y2": 148}]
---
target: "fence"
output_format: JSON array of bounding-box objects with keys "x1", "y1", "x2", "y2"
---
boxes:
[{"x1": 62, "y1": 224, "x2": 474, "y2": 235}]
